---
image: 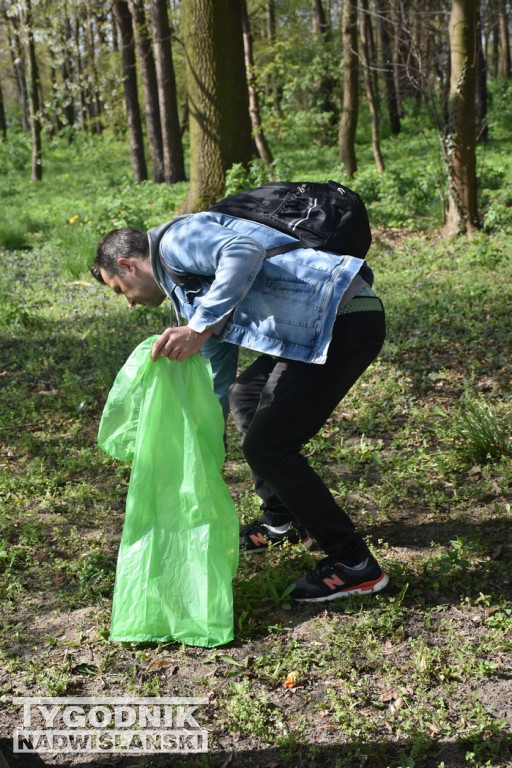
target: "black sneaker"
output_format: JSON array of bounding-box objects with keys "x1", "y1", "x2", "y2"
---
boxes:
[
  {"x1": 239, "y1": 520, "x2": 313, "y2": 553},
  {"x1": 289, "y1": 554, "x2": 389, "y2": 602}
]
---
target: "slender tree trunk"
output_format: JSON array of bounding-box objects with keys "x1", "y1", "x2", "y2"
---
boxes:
[
  {"x1": 443, "y1": 0, "x2": 478, "y2": 236},
  {"x1": 21, "y1": 0, "x2": 42, "y2": 180},
  {"x1": 61, "y1": 58, "x2": 76, "y2": 130},
  {"x1": 339, "y1": 0, "x2": 358, "y2": 177},
  {"x1": 86, "y1": 11, "x2": 103, "y2": 134},
  {"x1": 149, "y1": 0, "x2": 186, "y2": 184},
  {"x1": 129, "y1": 0, "x2": 165, "y2": 182},
  {"x1": 0, "y1": 85, "x2": 7, "y2": 141},
  {"x1": 375, "y1": 0, "x2": 400, "y2": 134},
  {"x1": 112, "y1": 0, "x2": 148, "y2": 182},
  {"x1": 312, "y1": 0, "x2": 337, "y2": 143},
  {"x1": 49, "y1": 66, "x2": 62, "y2": 135},
  {"x1": 476, "y1": 8, "x2": 488, "y2": 142},
  {"x1": 74, "y1": 16, "x2": 88, "y2": 130},
  {"x1": 7, "y1": 24, "x2": 30, "y2": 133},
  {"x1": 360, "y1": 0, "x2": 384, "y2": 172},
  {"x1": 241, "y1": 0, "x2": 273, "y2": 167},
  {"x1": 61, "y1": 12, "x2": 76, "y2": 133},
  {"x1": 491, "y1": 4, "x2": 499, "y2": 79},
  {"x1": 265, "y1": 0, "x2": 281, "y2": 114},
  {"x1": 411, "y1": 5, "x2": 424, "y2": 105},
  {"x1": 391, "y1": 0, "x2": 403, "y2": 118},
  {"x1": 312, "y1": 0, "x2": 329, "y2": 38},
  {"x1": 111, "y1": 7, "x2": 119, "y2": 51},
  {"x1": 497, "y1": 0, "x2": 511, "y2": 78}
]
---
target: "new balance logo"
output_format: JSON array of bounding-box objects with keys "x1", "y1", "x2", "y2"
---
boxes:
[
  {"x1": 322, "y1": 573, "x2": 345, "y2": 590},
  {"x1": 249, "y1": 532, "x2": 268, "y2": 547}
]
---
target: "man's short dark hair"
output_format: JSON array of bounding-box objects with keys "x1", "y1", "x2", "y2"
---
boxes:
[{"x1": 91, "y1": 227, "x2": 149, "y2": 283}]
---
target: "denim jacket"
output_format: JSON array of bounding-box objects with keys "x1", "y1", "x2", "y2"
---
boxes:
[{"x1": 148, "y1": 212, "x2": 365, "y2": 409}]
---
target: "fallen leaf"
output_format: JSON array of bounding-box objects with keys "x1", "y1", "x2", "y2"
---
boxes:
[
  {"x1": 379, "y1": 689, "x2": 399, "y2": 702},
  {"x1": 146, "y1": 658, "x2": 177, "y2": 672}
]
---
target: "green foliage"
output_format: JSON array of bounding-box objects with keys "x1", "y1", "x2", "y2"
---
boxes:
[
  {"x1": 454, "y1": 397, "x2": 511, "y2": 464},
  {"x1": 352, "y1": 164, "x2": 444, "y2": 228},
  {"x1": 487, "y1": 79, "x2": 512, "y2": 135},
  {"x1": 0, "y1": 129, "x2": 31, "y2": 175},
  {"x1": 482, "y1": 200, "x2": 512, "y2": 235},
  {"x1": 225, "y1": 157, "x2": 291, "y2": 195}
]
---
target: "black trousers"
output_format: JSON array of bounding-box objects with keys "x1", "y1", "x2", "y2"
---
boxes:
[{"x1": 228, "y1": 306, "x2": 386, "y2": 564}]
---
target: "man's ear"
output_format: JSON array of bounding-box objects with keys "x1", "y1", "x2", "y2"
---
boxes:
[{"x1": 117, "y1": 257, "x2": 139, "y2": 273}]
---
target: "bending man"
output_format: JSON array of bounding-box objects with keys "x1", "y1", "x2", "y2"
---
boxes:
[{"x1": 91, "y1": 210, "x2": 389, "y2": 602}]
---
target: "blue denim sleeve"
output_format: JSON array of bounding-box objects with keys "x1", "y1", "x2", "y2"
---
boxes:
[
  {"x1": 201, "y1": 337, "x2": 239, "y2": 421},
  {"x1": 160, "y1": 214, "x2": 266, "y2": 333}
]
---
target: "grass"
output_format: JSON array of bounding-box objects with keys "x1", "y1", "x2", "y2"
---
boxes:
[{"x1": 1, "y1": 115, "x2": 511, "y2": 767}]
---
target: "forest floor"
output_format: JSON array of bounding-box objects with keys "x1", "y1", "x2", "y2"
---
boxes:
[{"x1": 1, "y1": 227, "x2": 511, "y2": 768}]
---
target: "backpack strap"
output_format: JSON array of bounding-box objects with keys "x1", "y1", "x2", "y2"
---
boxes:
[
  {"x1": 159, "y1": 239, "x2": 301, "y2": 288},
  {"x1": 160, "y1": 239, "x2": 373, "y2": 289},
  {"x1": 160, "y1": 259, "x2": 213, "y2": 292},
  {"x1": 264, "y1": 240, "x2": 302, "y2": 258}
]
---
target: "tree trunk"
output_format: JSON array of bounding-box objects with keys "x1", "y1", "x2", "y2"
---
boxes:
[
  {"x1": 74, "y1": 16, "x2": 88, "y2": 130},
  {"x1": 111, "y1": 7, "x2": 119, "y2": 51},
  {"x1": 149, "y1": 0, "x2": 186, "y2": 185},
  {"x1": 497, "y1": 0, "x2": 511, "y2": 79},
  {"x1": 85, "y1": 10, "x2": 103, "y2": 134},
  {"x1": 7, "y1": 22, "x2": 30, "y2": 133},
  {"x1": 312, "y1": 0, "x2": 329, "y2": 39},
  {"x1": 375, "y1": 0, "x2": 401, "y2": 134},
  {"x1": 21, "y1": 0, "x2": 42, "y2": 180},
  {"x1": 60, "y1": 12, "x2": 76, "y2": 134},
  {"x1": 241, "y1": 0, "x2": 273, "y2": 167},
  {"x1": 391, "y1": 0, "x2": 404, "y2": 118},
  {"x1": 215, "y1": 0, "x2": 255, "y2": 172},
  {"x1": 443, "y1": 0, "x2": 478, "y2": 236},
  {"x1": 265, "y1": 0, "x2": 281, "y2": 114},
  {"x1": 0, "y1": 84, "x2": 7, "y2": 141},
  {"x1": 476, "y1": 8, "x2": 488, "y2": 142},
  {"x1": 129, "y1": 0, "x2": 165, "y2": 182},
  {"x1": 49, "y1": 66, "x2": 63, "y2": 135},
  {"x1": 339, "y1": 0, "x2": 358, "y2": 177},
  {"x1": 61, "y1": 57, "x2": 76, "y2": 131},
  {"x1": 360, "y1": 0, "x2": 384, "y2": 172},
  {"x1": 112, "y1": 0, "x2": 148, "y2": 182},
  {"x1": 312, "y1": 0, "x2": 337, "y2": 144},
  {"x1": 182, "y1": 0, "x2": 254, "y2": 211}
]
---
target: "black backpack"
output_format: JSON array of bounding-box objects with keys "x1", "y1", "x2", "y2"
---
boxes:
[{"x1": 209, "y1": 179, "x2": 372, "y2": 259}]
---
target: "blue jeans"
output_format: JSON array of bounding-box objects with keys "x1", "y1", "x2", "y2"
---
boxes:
[{"x1": 228, "y1": 305, "x2": 386, "y2": 564}]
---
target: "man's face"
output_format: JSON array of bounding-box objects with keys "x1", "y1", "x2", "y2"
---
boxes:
[{"x1": 100, "y1": 258, "x2": 166, "y2": 308}]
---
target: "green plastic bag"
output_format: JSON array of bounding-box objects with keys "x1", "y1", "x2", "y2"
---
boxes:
[{"x1": 97, "y1": 336, "x2": 239, "y2": 647}]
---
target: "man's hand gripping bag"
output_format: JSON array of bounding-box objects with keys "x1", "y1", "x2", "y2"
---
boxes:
[{"x1": 97, "y1": 336, "x2": 239, "y2": 647}]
